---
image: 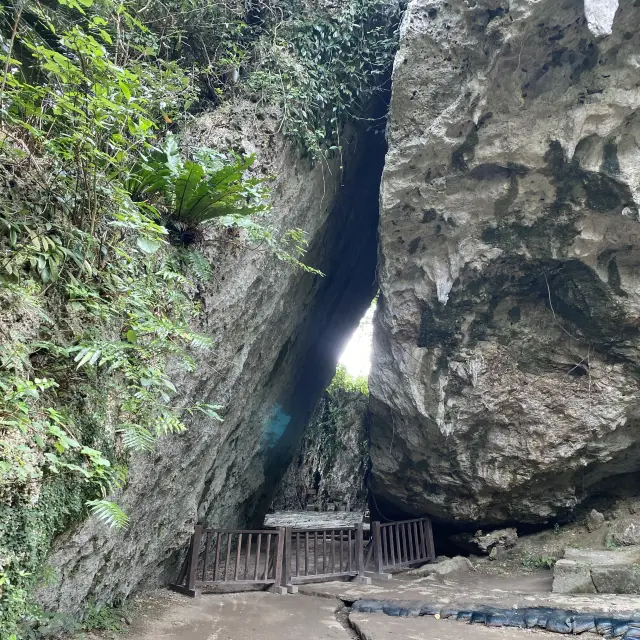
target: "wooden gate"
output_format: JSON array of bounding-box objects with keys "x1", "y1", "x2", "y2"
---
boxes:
[
  {"x1": 171, "y1": 525, "x2": 285, "y2": 597},
  {"x1": 371, "y1": 517, "x2": 435, "y2": 573},
  {"x1": 284, "y1": 524, "x2": 364, "y2": 586}
]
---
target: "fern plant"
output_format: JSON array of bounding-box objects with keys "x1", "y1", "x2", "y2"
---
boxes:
[{"x1": 128, "y1": 136, "x2": 270, "y2": 244}]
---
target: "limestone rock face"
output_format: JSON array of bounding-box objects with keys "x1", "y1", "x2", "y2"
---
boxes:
[
  {"x1": 38, "y1": 102, "x2": 382, "y2": 612},
  {"x1": 271, "y1": 389, "x2": 369, "y2": 512},
  {"x1": 370, "y1": 0, "x2": 640, "y2": 525}
]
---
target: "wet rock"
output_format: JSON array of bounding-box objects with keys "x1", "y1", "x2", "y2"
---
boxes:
[
  {"x1": 587, "y1": 509, "x2": 606, "y2": 532},
  {"x1": 409, "y1": 556, "x2": 474, "y2": 577},
  {"x1": 370, "y1": 0, "x2": 640, "y2": 526},
  {"x1": 607, "y1": 517, "x2": 640, "y2": 546}
]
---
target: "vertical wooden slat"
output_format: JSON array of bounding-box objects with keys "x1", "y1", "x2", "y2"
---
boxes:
[
  {"x1": 382, "y1": 525, "x2": 389, "y2": 569},
  {"x1": 305, "y1": 532, "x2": 309, "y2": 576},
  {"x1": 393, "y1": 525, "x2": 400, "y2": 566},
  {"x1": 284, "y1": 527, "x2": 292, "y2": 585},
  {"x1": 402, "y1": 523, "x2": 409, "y2": 563},
  {"x1": 339, "y1": 529, "x2": 344, "y2": 572},
  {"x1": 264, "y1": 533, "x2": 272, "y2": 580},
  {"x1": 296, "y1": 532, "x2": 300, "y2": 577},
  {"x1": 202, "y1": 531, "x2": 211, "y2": 581},
  {"x1": 254, "y1": 534, "x2": 262, "y2": 580},
  {"x1": 418, "y1": 520, "x2": 427, "y2": 559},
  {"x1": 213, "y1": 532, "x2": 221, "y2": 582},
  {"x1": 224, "y1": 532, "x2": 233, "y2": 581},
  {"x1": 187, "y1": 525, "x2": 202, "y2": 591},
  {"x1": 389, "y1": 524, "x2": 400, "y2": 565},
  {"x1": 348, "y1": 529, "x2": 353, "y2": 571},
  {"x1": 411, "y1": 522, "x2": 419, "y2": 560},
  {"x1": 372, "y1": 522, "x2": 382, "y2": 573},
  {"x1": 245, "y1": 533, "x2": 252, "y2": 579},
  {"x1": 356, "y1": 523, "x2": 364, "y2": 576},
  {"x1": 331, "y1": 530, "x2": 336, "y2": 573},
  {"x1": 425, "y1": 518, "x2": 435, "y2": 559},
  {"x1": 274, "y1": 528, "x2": 285, "y2": 587},
  {"x1": 407, "y1": 522, "x2": 415, "y2": 562},
  {"x1": 322, "y1": 531, "x2": 327, "y2": 574},
  {"x1": 234, "y1": 533, "x2": 243, "y2": 581}
]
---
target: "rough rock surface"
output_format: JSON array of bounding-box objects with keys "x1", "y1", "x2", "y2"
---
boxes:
[
  {"x1": 587, "y1": 510, "x2": 606, "y2": 532},
  {"x1": 553, "y1": 547, "x2": 640, "y2": 594},
  {"x1": 37, "y1": 101, "x2": 383, "y2": 612},
  {"x1": 271, "y1": 388, "x2": 369, "y2": 511},
  {"x1": 607, "y1": 516, "x2": 640, "y2": 546},
  {"x1": 370, "y1": 0, "x2": 640, "y2": 525}
]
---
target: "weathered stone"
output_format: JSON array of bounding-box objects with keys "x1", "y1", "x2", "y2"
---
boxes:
[
  {"x1": 552, "y1": 560, "x2": 596, "y2": 594},
  {"x1": 555, "y1": 547, "x2": 640, "y2": 594},
  {"x1": 37, "y1": 99, "x2": 383, "y2": 612},
  {"x1": 587, "y1": 509, "x2": 606, "y2": 532},
  {"x1": 607, "y1": 517, "x2": 640, "y2": 546},
  {"x1": 476, "y1": 528, "x2": 518, "y2": 554},
  {"x1": 409, "y1": 556, "x2": 474, "y2": 577},
  {"x1": 370, "y1": 0, "x2": 640, "y2": 526},
  {"x1": 591, "y1": 565, "x2": 640, "y2": 594}
]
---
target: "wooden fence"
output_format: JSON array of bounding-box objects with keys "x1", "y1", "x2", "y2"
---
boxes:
[
  {"x1": 170, "y1": 526, "x2": 285, "y2": 597},
  {"x1": 371, "y1": 517, "x2": 435, "y2": 573},
  {"x1": 284, "y1": 524, "x2": 364, "y2": 586},
  {"x1": 171, "y1": 516, "x2": 435, "y2": 596}
]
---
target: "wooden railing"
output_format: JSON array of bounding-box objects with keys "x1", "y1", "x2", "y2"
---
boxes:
[
  {"x1": 371, "y1": 517, "x2": 435, "y2": 573},
  {"x1": 170, "y1": 526, "x2": 285, "y2": 597},
  {"x1": 284, "y1": 524, "x2": 364, "y2": 586},
  {"x1": 172, "y1": 516, "x2": 435, "y2": 596}
]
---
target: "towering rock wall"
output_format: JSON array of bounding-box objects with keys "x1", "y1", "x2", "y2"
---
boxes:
[
  {"x1": 370, "y1": 0, "x2": 640, "y2": 525},
  {"x1": 38, "y1": 101, "x2": 383, "y2": 612}
]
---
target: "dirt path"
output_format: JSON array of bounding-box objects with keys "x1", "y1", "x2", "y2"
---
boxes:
[{"x1": 119, "y1": 590, "x2": 350, "y2": 640}]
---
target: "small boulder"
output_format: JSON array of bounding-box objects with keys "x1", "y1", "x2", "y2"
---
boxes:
[
  {"x1": 409, "y1": 555, "x2": 474, "y2": 577},
  {"x1": 587, "y1": 509, "x2": 606, "y2": 532},
  {"x1": 606, "y1": 517, "x2": 640, "y2": 546},
  {"x1": 475, "y1": 528, "x2": 518, "y2": 554}
]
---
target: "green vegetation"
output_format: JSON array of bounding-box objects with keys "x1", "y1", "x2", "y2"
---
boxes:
[
  {"x1": 328, "y1": 364, "x2": 369, "y2": 396},
  {"x1": 522, "y1": 554, "x2": 557, "y2": 570},
  {"x1": 0, "y1": 0, "x2": 401, "y2": 634}
]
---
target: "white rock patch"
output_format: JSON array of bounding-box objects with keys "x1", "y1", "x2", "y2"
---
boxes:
[{"x1": 584, "y1": 0, "x2": 619, "y2": 37}]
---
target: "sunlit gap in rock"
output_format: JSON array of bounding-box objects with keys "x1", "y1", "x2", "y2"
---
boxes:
[{"x1": 338, "y1": 298, "x2": 376, "y2": 378}]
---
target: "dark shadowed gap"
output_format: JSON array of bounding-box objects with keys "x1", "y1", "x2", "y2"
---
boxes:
[{"x1": 234, "y1": 96, "x2": 389, "y2": 526}]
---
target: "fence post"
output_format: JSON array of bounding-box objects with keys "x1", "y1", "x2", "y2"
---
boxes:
[
  {"x1": 187, "y1": 524, "x2": 202, "y2": 594},
  {"x1": 284, "y1": 526, "x2": 292, "y2": 586},
  {"x1": 274, "y1": 527, "x2": 285, "y2": 587},
  {"x1": 355, "y1": 523, "x2": 364, "y2": 576},
  {"x1": 372, "y1": 521, "x2": 382, "y2": 573}
]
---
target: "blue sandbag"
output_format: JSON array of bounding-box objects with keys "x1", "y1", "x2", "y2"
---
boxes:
[
  {"x1": 383, "y1": 604, "x2": 403, "y2": 617},
  {"x1": 546, "y1": 614, "x2": 573, "y2": 634},
  {"x1": 440, "y1": 608, "x2": 460, "y2": 619},
  {"x1": 622, "y1": 629, "x2": 640, "y2": 639},
  {"x1": 611, "y1": 621, "x2": 631, "y2": 638},
  {"x1": 456, "y1": 611, "x2": 474, "y2": 622},
  {"x1": 595, "y1": 618, "x2": 614, "y2": 637},
  {"x1": 501, "y1": 610, "x2": 526, "y2": 628},
  {"x1": 470, "y1": 612, "x2": 488, "y2": 625},
  {"x1": 419, "y1": 604, "x2": 441, "y2": 616},
  {"x1": 573, "y1": 614, "x2": 597, "y2": 633},
  {"x1": 352, "y1": 600, "x2": 384, "y2": 613}
]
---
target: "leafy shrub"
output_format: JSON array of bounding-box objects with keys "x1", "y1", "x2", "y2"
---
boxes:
[
  {"x1": 522, "y1": 554, "x2": 557, "y2": 570},
  {"x1": 328, "y1": 364, "x2": 368, "y2": 396}
]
